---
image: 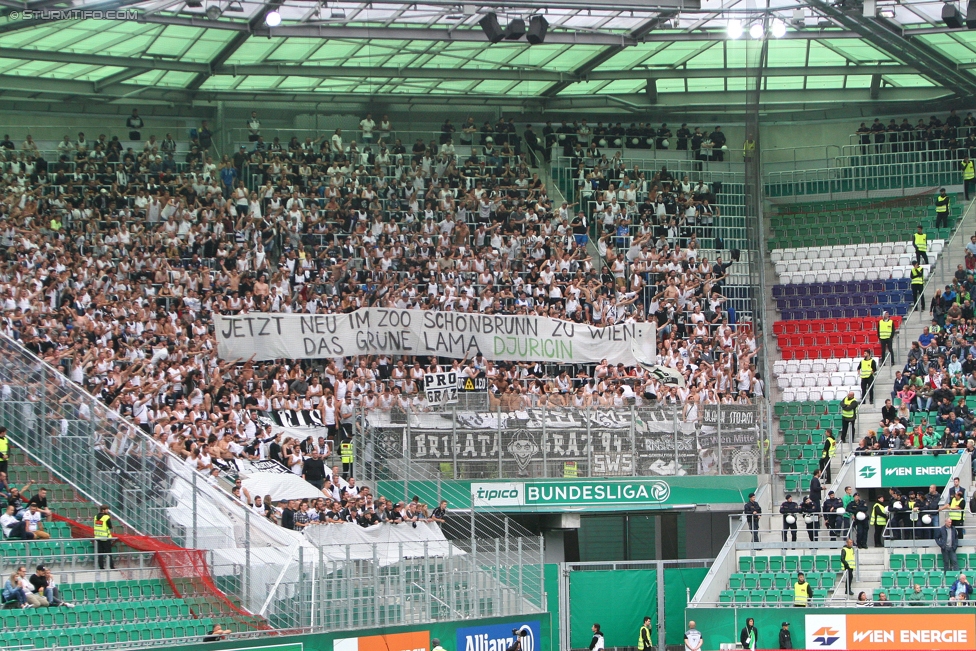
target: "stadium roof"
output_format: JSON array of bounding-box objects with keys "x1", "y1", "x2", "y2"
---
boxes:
[{"x1": 0, "y1": 0, "x2": 974, "y2": 113}]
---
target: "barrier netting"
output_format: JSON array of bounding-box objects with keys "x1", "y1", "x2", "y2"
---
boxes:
[{"x1": 52, "y1": 513, "x2": 271, "y2": 631}]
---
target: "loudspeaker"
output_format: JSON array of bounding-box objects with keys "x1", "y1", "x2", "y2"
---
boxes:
[
  {"x1": 527, "y1": 15, "x2": 549, "y2": 43},
  {"x1": 730, "y1": 248, "x2": 741, "y2": 262},
  {"x1": 967, "y1": 0, "x2": 976, "y2": 28},
  {"x1": 505, "y1": 17, "x2": 526, "y2": 39},
  {"x1": 480, "y1": 12, "x2": 504, "y2": 43},
  {"x1": 944, "y1": 3, "x2": 963, "y2": 28}
]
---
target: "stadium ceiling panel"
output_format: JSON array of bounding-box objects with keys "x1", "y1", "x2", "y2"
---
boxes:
[{"x1": 0, "y1": 0, "x2": 972, "y2": 111}]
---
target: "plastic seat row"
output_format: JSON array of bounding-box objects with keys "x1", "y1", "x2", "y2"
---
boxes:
[
  {"x1": 774, "y1": 359, "x2": 866, "y2": 376},
  {"x1": 718, "y1": 588, "x2": 829, "y2": 605},
  {"x1": 882, "y1": 570, "x2": 963, "y2": 589},
  {"x1": 0, "y1": 619, "x2": 215, "y2": 649},
  {"x1": 773, "y1": 317, "x2": 901, "y2": 335},
  {"x1": 0, "y1": 599, "x2": 190, "y2": 630},
  {"x1": 775, "y1": 444, "x2": 822, "y2": 461},
  {"x1": 60, "y1": 579, "x2": 167, "y2": 603},
  {"x1": 773, "y1": 279, "x2": 911, "y2": 298},
  {"x1": 890, "y1": 553, "x2": 976, "y2": 571},
  {"x1": 774, "y1": 253, "x2": 938, "y2": 275},
  {"x1": 777, "y1": 333, "x2": 882, "y2": 351},
  {"x1": 730, "y1": 571, "x2": 835, "y2": 590},
  {"x1": 782, "y1": 387, "x2": 862, "y2": 402},
  {"x1": 739, "y1": 554, "x2": 842, "y2": 573},
  {"x1": 777, "y1": 266, "x2": 926, "y2": 285},
  {"x1": 774, "y1": 400, "x2": 841, "y2": 416},
  {"x1": 782, "y1": 430, "x2": 830, "y2": 445},
  {"x1": 780, "y1": 307, "x2": 907, "y2": 323},
  {"x1": 776, "y1": 292, "x2": 911, "y2": 312},
  {"x1": 776, "y1": 372, "x2": 861, "y2": 389},
  {"x1": 872, "y1": 587, "x2": 938, "y2": 603},
  {"x1": 771, "y1": 239, "x2": 945, "y2": 262}
]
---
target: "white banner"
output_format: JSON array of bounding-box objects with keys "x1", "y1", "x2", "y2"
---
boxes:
[
  {"x1": 215, "y1": 310, "x2": 656, "y2": 365},
  {"x1": 424, "y1": 371, "x2": 458, "y2": 405}
]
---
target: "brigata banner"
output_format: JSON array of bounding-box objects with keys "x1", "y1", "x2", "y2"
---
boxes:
[
  {"x1": 215, "y1": 310, "x2": 655, "y2": 365},
  {"x1": 467, "y1": 476, "x2": 756, "y2": 512},
  {"x1": 805, "y1": 613, "x2": 976, "y2": 650},
  {"x1": 854, "y1": 453, "x2": 962, "y2": 488}
]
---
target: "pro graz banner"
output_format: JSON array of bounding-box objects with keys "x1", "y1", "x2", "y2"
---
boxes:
[
  {"x1": 366, "y1": 405, "x2": 762, "y2": 476},
  {"x1": 215, "y1": 310, "x2": 656, "y2": 365}
]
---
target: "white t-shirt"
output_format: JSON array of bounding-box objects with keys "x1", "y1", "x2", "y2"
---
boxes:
[
  {"x1": 22, "y1": 511, "x2": 42, "y2": 532},
  {"x1": 359, "y1": 118, "x2": 375, "y2": 136},
  {"x1": 684, "y1": 629, "x2": 702, "y2": 651},
  {"x1": 590, "y1": 633, "x2": 605, "y2": 651}
]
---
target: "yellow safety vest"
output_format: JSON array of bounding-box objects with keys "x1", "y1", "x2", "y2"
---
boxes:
[
  {"x1": 638, "y1": 625, "x2": 653, "y2": 650},
  {"x1": 949, "y1": 497, "x2": 965, "y2": 521},
  {"x1": 871, "y1": 503, "x2": 888, "y2": 526},
  {"x1": 936, "y1": 196, "x2": 950, "y2": 213},
  {"x1": 964, "y1": 160, "x2": 975, "y2": 180},
  {"x1": 93, "y1": 515, "x2": 112, "y2": 540},
  {"x1": 340, "y1": 442, "x2": 354, "y2": 464},
  {"x1": 794, "y1": 581, "x2": 809, "y2": 606},
  {"x1": 841, "y1": 398, "x2": 857, "y2": 419},
  {"x1": 911, "y1": 267, "x2": 925, "y2": 286},
  {"x1": 914, "y1": 232, "x2": 928, "y2": 252},
  {"x1": 822, "y1": 437, "x2": 836, "y2": 459},
  {"x1": 0, "y1": 437, "x2": 8, "y2": 460},
  {"x1": 879, "y1": 319, "x2": 893, "y2": 340},
  {"x1": 842, "y1": 546, "x2": 856, "y2": 569},
  {"x1": 563, "y1": 461, "x2": 579, "y2": 478},
  {"x1": 860, "y1": 359, "x2": 874, "y2": 379}
]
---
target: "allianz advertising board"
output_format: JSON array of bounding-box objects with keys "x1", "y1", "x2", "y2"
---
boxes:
[
  {"x1": 456, "y1": 621, "x2": 541, "y2": 651},
  {"x1": 854, "y1": 454, "x2": 960, "y2": 488}
]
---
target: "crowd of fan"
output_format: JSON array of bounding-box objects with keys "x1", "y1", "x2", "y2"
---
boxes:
[
  {"x1": 0, "y1": 113, "x2": 759, "y2": 526},
  {"x1": 855, "y1": 109, "x2": 976, "y2": 156}
]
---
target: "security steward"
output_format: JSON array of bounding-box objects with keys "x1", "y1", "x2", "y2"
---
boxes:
[
  {"x1": 859, "y1": 350, "x2": 877, "y2": 405},
  {"x1": 910, "y1": 260, "x2": 926, "y2": 310},
  {"x1": 340, "y1": 438, "x2": 355, "y2": 478},
  {"x1": 962, "y1": 157, "x2": 975, "y2": 201},
  {"x1": 840, "y1": 538, "x2": 856, "y2": 596},
  {"x1": 941, "y1": 489, "x2": 967, "y2": 539},
  {"x1": 0, "y1": 427, "x2": 8, "y2": 475},
  {"x1": 871, "y1": 496, "x2": 888, "y2": 548},
  {"x1": 820, "y1": 429, "x2": 836, "y2": 483},
  {"x1": 94, "y1": 504, "x2": 115, "y2": 570},
  {"x1": 840, "y1": 391, "x2": 858, "y2": 443},
  {"x1": 935, "y1": 188, "x2": 951, "y2": 229},
  {"x1": 878, "y1": 312, "x2": 895, "y2": 364},
  {"x1": 793, "y1": 572, "x2": 813, "y2": 607},
  {"x1": 638, "y1": 616, "x2": 653, "y2": 651},
  {"x1": 913, "y1": 224, "x2": 929, "y2": 265},
  {"x1": 780, "y1": 494, "x2": 800, "y2": 544}
]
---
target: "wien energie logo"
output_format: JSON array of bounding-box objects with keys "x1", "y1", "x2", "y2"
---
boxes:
[
  {"x1": 811, "y1": 627, "x2": 841, "y2": 646},
  {"x1": 858, "y1": 465, "x2": 877, "y2": 479}
]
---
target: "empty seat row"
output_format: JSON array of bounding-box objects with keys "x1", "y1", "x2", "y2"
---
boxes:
[
  {"x1": 780, "y1": 307, "x2": 907, "y2": 323},
  {"x1": 774, "y1": 253, "x2": 938, "y2": 275},
  {"x1": 718, "y1": 588, "x2": 830, "y2": 605},
  {"x1": 59, "y1": 579, "x2": 168, "y2": 604},
  {"x1": 776, "y1": 372, "x2": 862, "y2": 389},
  {"x1": 782, "y1": 430, "x2": 830, "y2": 445},
  {"x1": 730, "y1": 571, "x2": 836, "y2": 590},
  {"x1": 771, "y1": 239, "x2": 945, "y2": 263},
  {"x1": 777, "y1": 333, "x2": 882, "y2": 350},
  {"x1": 781, "y1": 459, "x2": 823, "y2": 474},
  {"x1": 882, "y1": 570, "x2": 963, "y2": 589},
  {"x1": 773, "y1": 279, "x2": 911, "y2": 298},
  {"x1": 773, "y1": 359, "x2": 866, "y2": 376},
  {"x1": 774, "y1": 400, "x2": 841, "y2": 416},
  {"x1": 739, "y1": 554, "x2": 842, "y2": 573},
  {"x1": 0, "y1": 619, "x2": 215, "y2": 649},
  {"x1": 775, "y1": 444, "x2": 823, "y2": 461},
  {"x1": 782, "y1": 387, "x2": 862, "y2": 403},
  {"x1": 777, "y1": 265, "x2": 928, "y2": 285},
  {"x1": 776, "y1": 292, "x2": 912, "y2": 312},
  {"x1": 774, "y1": 316, "x2": 901, "y2": 335},
  {"x1": 890, "y1": 552, "x2": 976, "y2": 571},
  {"x1": 0, "y1": 599, "x2": 190, "y2": 631}
]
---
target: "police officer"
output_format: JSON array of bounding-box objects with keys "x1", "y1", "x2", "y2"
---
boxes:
[
  {"x1": 878, "y1": 312, "x2": 895, "y2": 364},
  {"x1": 801, "y1": 496, "x2": 819, "y2": 542},
  {"x1": 780, "y1": 494, "x2": 800, "y2": 544},
  {"x1": 936, "y1": 188, "x2": 951, "y2": 229},
  {"x1": 848, "y1": 492, "x2": 870, "y2": 549},
  {"x1": 871, "y1": 495, "x2": 888, "y2": 548},
  {"x1": 840, "y1": 537, "x2": 856, "y2": 596},
  {"x1": 823, "y1": 490, "x2": 844, "y2": 540},
  {"x1": 819, "y1": 430, "x2": 836, "y2": 483},
  {"x1": 638, "y1": 616, "x2": 653, "y2": 651},
  {"x1": 922, "y1": 485, "x2": 942, "y2": 540},
  {"x1": 913, "y1": 224, "x2": 929, "y2": 265},
  {"x1": 962, "y1": 156, "x2": 975, "y2": 200},
  {"x1": 887, "y1": 489, "x2": 905, "y2": 541},
  {"x1": 840, "y1": 391, "x2": 858, "y2": 443},
  {"x1": 859, "y1": 350, "x2": 877, "y2": 405},
  {"x1": 910, "y1": 260, "x2": 926, "y2": 310},
  {"x1": 744, "y1": 492, "x2": 762, "y2": 542}
]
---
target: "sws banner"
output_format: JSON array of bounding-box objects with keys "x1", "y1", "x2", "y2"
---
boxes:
[
  {"x1": 215, "y1": 310, "x2": 655, "y2": 365},
  {"x1": 854, "y1": 454, "x2": 962, "y2": 488}
]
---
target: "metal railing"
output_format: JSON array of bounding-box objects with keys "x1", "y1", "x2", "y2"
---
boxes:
[{"x1": 360, "y1": 402, "x2": 770, "y2": 482}]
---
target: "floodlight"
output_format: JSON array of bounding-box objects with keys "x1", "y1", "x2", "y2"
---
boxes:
[
  {"x1": 265, "y1": 9, "x2": 281, "y2": 25},
  {"x1": 771, "y1": 18, "x2": 786, "y2": 37},
  {"x1": 749, "y1": 22, "x2": 763, "y2": 38},
  {"x1": 727, "y1": 19, "x2": 742, "y2": 38}
]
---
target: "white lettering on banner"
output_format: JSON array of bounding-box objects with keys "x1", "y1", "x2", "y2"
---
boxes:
[{"x1": 215, "y1": 310, "x2": 655, "y2": 365}]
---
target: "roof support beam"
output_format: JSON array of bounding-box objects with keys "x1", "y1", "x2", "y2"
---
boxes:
[
  {"x1": 185, "y1": 0, "x2": 282, "y2": 90},
  {"x1": 808, "y1": 0, "x2": 976, "y2": 98},
  {"x1": 93, "y1": 67, "x2": 145, "y2": 91},
  {"x1": 542, "y1": 12, "x2": 676, "y2": 97},
  {"x1": 0, "y1": 46, "x2": 209, "y2": 73}
]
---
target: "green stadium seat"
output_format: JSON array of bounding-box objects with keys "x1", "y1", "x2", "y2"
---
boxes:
[
  {"x1": 738, "y1": 556, "x2": 752, "y2": 573},
  {"x1": 882, "y1": 571, "x2": 894, "y2": 589},
  {"x1": 890, "y1": 554, "x2": 905, "y2": 570},
  {"x1": 768, "y1": 556, "x2": 783, "y2": 572},
  {"x1": 905, "y1": 553, "x2": 920, "y2": 570}
]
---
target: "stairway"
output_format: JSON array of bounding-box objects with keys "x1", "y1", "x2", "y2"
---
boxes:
[{"x1": 828, "y1": 546, "x2": 887, "y2": 603}]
